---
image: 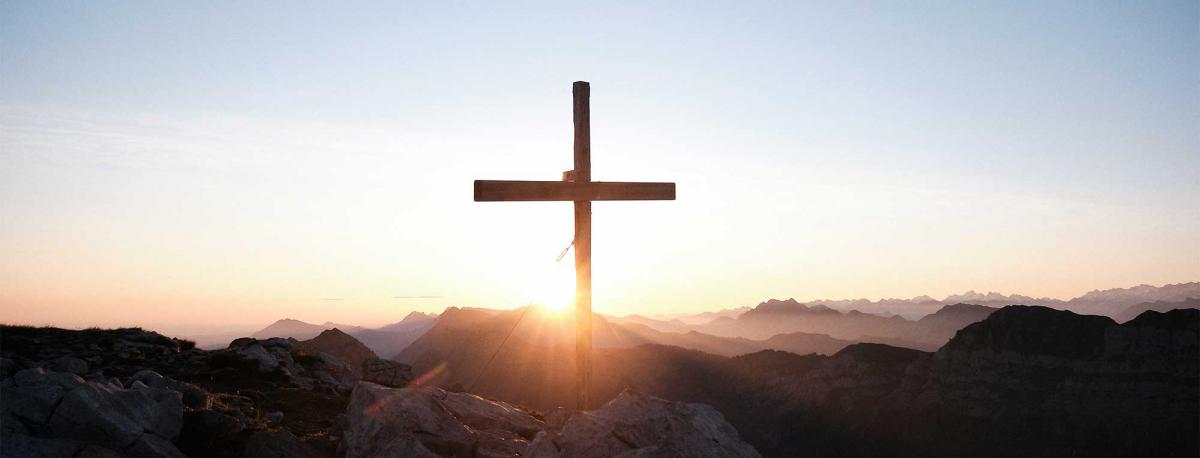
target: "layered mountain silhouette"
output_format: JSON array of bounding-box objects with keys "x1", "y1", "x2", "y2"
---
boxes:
[
  {"x1": 654, "y1": 299, "x2": 995, "y2": 350},
  {"x1": 658, "y1": 281, "x2": 1199, "y2": 320},
  {"x1": 1113, "y1": 297, "x2": 1200, "y2": 323},
  {"x1": 252, "y1": 318, "x2": 366, "y2": 340},
  {"x1": 396, "y1": 304, "x2": 1199, "y2": 457},
  {"x1": 244, "y1": 282, "x2": 1196, "y2": 358},
  {"x1": 249, "y1": 312, "x2": 437, "y2": 359},
  {"x1": 4, "y1": 293, "x2": 1196, "y2": 456}
]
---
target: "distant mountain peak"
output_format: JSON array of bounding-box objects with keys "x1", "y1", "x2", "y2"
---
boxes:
[
  {"x1": 252, "y1": 318, "x2": 364, "y2": 341},
  {"x1": 933, "y1": 303, "x2": 996, "y2": 315},
  {"x1": 402, "y1": 311, "x2": 436, "y2": 322}
]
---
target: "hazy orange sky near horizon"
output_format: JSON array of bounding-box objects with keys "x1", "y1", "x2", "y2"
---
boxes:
[{"x1": 2, "y1": 2, "x2": 1198, "y2": 335}]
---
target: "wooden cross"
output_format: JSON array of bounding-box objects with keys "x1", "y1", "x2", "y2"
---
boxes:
[{"x1": 474, "y1": 81, "x2": 676, "y2": 410}]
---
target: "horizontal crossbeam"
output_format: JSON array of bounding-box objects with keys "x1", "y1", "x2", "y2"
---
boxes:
[{"x1": 474, "y1": 180, "x2": 675, "y2": 202}]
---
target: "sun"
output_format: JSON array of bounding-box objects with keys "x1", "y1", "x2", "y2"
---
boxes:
[{"x1": 530, "y1": 261, "x2": 576, "y2": 313}]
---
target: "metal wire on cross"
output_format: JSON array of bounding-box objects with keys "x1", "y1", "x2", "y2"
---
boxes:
[{"x1": 467, "y1": 239, "x2": 575, "y2": 393}]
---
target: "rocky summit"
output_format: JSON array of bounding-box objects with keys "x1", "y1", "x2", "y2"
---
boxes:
[
  {"x1": 342, "y1": 383, "x2": 759, "y2": 458},
  {"x1": 1, "y1": 324, "x2": 759, "y2": 457},
  {"x1": 2, "y1": 304, "x2": 1195, "y2": 457}
]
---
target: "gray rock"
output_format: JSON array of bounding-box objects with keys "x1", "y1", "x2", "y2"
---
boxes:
[
  {"x1": 525, "y1": 431, "x2": 560, "y2": 457},
  {"x1": 533, "y1": 390, "x2": 761, "y2": 458},
  {"x1": 229, "y1": 337, "x2": 255, "y2": 348},
  {"x1": 0, "y1": 434, "x2": 85, "y2": 457},
  {"x1": 265, "y1": 410, "x2": 284, "y2": 425},
  {"x1": 14, "y1": 367, "x2": 85, "y2": 390},
  {"x1": 342, "y1": 382, "x2": 548, "y2": 458},
  {"x1": 3, "y1": 381, "x2": 68, "y2": 425},
  {"x1": 227, "y1": 338, "x2": 303, "y2": 375},
  {"x1": 127, "y1": 370, "x2": 209, "y2": 409},
  {"x1": 361, "y1": 357, "x2": 413, "y2": 388},
  {"x1": 242, "y1": 430, "x2": 321, "y2": 458},
  {"x1": 4, "y1": 368, "x2": 87, "y2": 427},
  {"x1": 343, "y1": 383, "x2": 476, "y2": 457},
  {"x1": 544, "y1": 407, "x2": 573, "y2": 429},
  {"x1": 435, "y1": 388, "x2": 545, "y2": 438},
  {"x1": 0, "y1": 356, "x2": 15, "y2": 376},
  {"x1": 316, "y1": 352, "x2": 343, "y2": 366},
  {"x1": 51, "y1": 356, "x2": 89, "y2": 375},
  {"x1": 304, "y1": 352, "x2": 357, "y2": 392},
  {"x1": 238, "y1": 344, "x2": 280, "y2": 372},
  {"x1": 125, "y1": 434, "x2": 186, "y2": 458},
  {"x1": 180, "y1": 409, "x2": 246, "y2": 450},
  {"x1": 475, "y1": 429, "x2": 531, "y2": 458},
  {"x1": 47, "y1": 381, "x2": 183, "y2": 448},
  {"x1": 127, "y1": 369, "x2": 166, "y2": 387},
  {"x1": 75, "y1": 445, "x2": 124, "y2": 458}
]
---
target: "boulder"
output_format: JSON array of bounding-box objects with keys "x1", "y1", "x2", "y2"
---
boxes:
[
  {"x1": 343, "y1": 383, "x2": 476, "y2": 457},
  {"x1": 75, "y1": 444, "x2": 125, "y2": 457},
  {"x1": 238, "y1": 344, "x2": 280, "y2": 372},
  {"x1": 0, "y1": 356, "x2": 15, "y2": 376},
  {"x1": 125, "y1": 434, "x2": 187, "y2": 458},
  {"x1": 2, "y1": 367, "x2": 186, "y2": 457},
  {"x1": 242, "y1": 430, "x2": 321, "y2": 458},
  {"x1": 0, "y1": 434, "x2": 85, "y2": 457},
  {"x1": 48, "y1": 381, "x2": 183, "y2": 446},
  {"x1": 4, "y1": 368, "x2": 81, "y2": 426},
  {"x1": 361, "y1": 357, "x2": 413, "y2": 388},
  {"x1": 302, "y1": 352, "x2": 357, "y2": 392},
  {"x1": 228, "y1": 338, "x2": 302, "y2": 376},
  {"x1": 51, "y1": 356, "x2": 89, "y2": 375},
  {"x1": 178, "y1": 409, "x2": 246, "y2": 452},
  {"x1": 435, "y1": 389, "x2": 544, "y2": 438},
  {"x1": 127, "y1": 369, "x2": 210, "y2": 409},
  {"x1": 4, "y1": 381, "x2": 67, "y2": 426},
  {"x1": 531, "y1": 390, "x2": 761, "y2": 458}
]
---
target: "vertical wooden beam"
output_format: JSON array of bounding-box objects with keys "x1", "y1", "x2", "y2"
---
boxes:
[{"x1": 572, "y1": 81, "x2": 592, "y2": 410}]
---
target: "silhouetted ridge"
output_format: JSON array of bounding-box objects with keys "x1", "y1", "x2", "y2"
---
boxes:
[
  {"x1": 743, "y1": 298, "x2": 806, "y2": 316},
  {"x1": 943, "y1": 305, "x2": 1114, "y2": 358},
  {"x1": 920, "y1": 303, "x2": 994, "y2": 319},
  {"x1": 1124, "y1": 307, "x2": 1200, "y2": 331},
  {"x1": 832, "y1": 342, "x2": 928, "y2": 365}
]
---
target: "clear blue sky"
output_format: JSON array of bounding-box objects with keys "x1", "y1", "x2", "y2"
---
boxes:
[{"x1": 2, "y1": 1, "x2": 1197, "y2": 331}]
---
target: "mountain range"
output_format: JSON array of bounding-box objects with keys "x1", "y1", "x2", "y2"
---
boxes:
[
  {"x1": 645, "y1": 281, "x2": 1200, "y2": 321},
  {"x1": 394, "y1": 304, "x2": 1199, "y2": 456},
  {"x1": 611, "y1": 300, "x2": 995, "y2": 351},
  {"x1": 237, "y1": 282, "x2": 1198, "y2": 363},
  {"x1": 5, "y1": 282, "x2": 1196, "y2": 457},
  {"x1": 248, "y1": 311, "x2": 437, "y2": 359}
]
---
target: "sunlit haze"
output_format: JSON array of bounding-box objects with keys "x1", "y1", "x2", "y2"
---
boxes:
[{"x1": 2, "y1": 2, "x2": 1197, "y2": 335}]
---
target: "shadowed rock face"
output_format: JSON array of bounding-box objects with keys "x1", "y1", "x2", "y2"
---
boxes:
[
  {"x1": 938, "y1": 305, "x2": 1115, "y2": 358},
  {"x1": 343, "y1": 382, "x2": 547, "y2": 457},
  {"x1": 886, "y1": 306, "x2": 1200, "y2": 457},
  {"x1": 1, "y1": 325, "x2": 408, "y2": 457},
  {"x1": 3, "y1": 366, "x2": 186, "y2": 456},
  {"x1": 341, "y1": 383, "x2": 760, "y2": 458},
  {"x1": 528, "y1": 390, "x2": 761, "y2": 458}
]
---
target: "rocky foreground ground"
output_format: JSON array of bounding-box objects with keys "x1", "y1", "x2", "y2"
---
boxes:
[{"x1": 0, "y1": 327, "x2": 760, "y2": 457}]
